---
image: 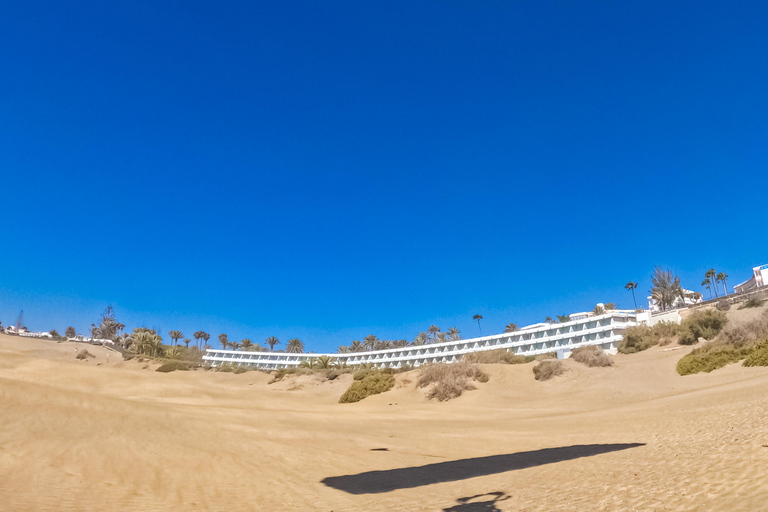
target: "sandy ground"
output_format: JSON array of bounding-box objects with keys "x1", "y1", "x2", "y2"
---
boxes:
[{"x1": 2, "y1": 319, "x2": 768, "y2": 511}]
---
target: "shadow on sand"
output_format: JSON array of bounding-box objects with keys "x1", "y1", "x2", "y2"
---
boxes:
[
  {"x1": 322, "y1": 443, "x2": 645, "y2": 494},
  {"x1": 443, "y1": 492, "x2": 511, "y2": 511}
]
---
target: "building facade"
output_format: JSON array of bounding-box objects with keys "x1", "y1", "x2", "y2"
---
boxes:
[
  {"x1": 203, "y1": 310, "x2": 639, "y2": 370},
  {"x1": 734, "y1": 264, "x2": 768, "y2": 294}
]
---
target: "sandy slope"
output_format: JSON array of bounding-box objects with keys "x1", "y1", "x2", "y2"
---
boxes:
[{"x1": 2, "y1": 330, "x2": 768, "y2": 511}]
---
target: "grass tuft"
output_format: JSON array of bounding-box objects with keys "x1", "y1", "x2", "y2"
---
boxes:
[
  {"x1": 416, "y1": 360, "x2": 489, "y2": 402},
  {"x1": 533, "y1": 360, "x2": 564, "y2": 381},
  {"x1": 75, "y1": 349, "x2": 94, "y2": 360},
  {"x1": 570, "y1": 345, "x2": 612, "y2": 367}
]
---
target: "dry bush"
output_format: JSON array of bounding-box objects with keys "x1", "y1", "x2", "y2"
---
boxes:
[
  {"x1": 156, "y1": 361, "x2": 191, "y2": 373},
  {"x1": 677, "y1": 310, "x2": 768, "y2": 375},
  {"x1": 75, "y1": 349, "x2": 94, "y2": 360},
  {"x1": 535, "y1": 352, "x2": 558, "y2": 361},
  {"x1": 718, "y1": 309, "x2": 768, "y2": 347},
  {"x1": 417, "y1": 360, "x2": 489, "y2": 402},
  {"x1": 570, "y1": 346, "x2": 613, "y2": 367},
  {"x1": 465, "y1": 349, "x2": 535, "y2": 365},
  {"x1": 216, "y1": 365, "x2": 235, "y2": 373},
  {"x1": 716, "y1": 300, "x2": 731, "y2": 311},
  {"x1": 739, "y1": 297, "x2": 764, "y2": 309},
  {"x1": 679, "y1": 310, "x2": 728, "y2": 345},
  {"x1": 339, "y1": 371, "x2": 395, "y2": 403},
  {"x1": 533, "y1": 360, "x2": 564, "y2": 381}
]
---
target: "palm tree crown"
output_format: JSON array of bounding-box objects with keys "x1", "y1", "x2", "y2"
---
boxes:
[
  {"x1": 266, "y1": 336, "x2": 280, "y2": 351},
  {"x1": 286, "y1": 338, "x2": 304, "y2": 353}
]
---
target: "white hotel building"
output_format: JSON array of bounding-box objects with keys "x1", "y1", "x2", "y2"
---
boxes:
[{"x1": 203, "y1": 309, "x2": 642, "y2": 370}]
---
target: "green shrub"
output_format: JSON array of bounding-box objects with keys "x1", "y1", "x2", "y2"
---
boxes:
[
  {"x1": 570, "y1": 346, "x2": 613, "y2": 367},
  {"x1": 676, "y1": 344, "x2": 754, "y2": 375},
  {"x1": 339, "y1": 371, "x2": 395, "y2": 403},
  {"x1": 739, "y1": 297, "x2": 764, "y2": 309},
  {"x1": 679, "y1": 310, "x2": 728, "y2": 345},
  {"x1": 742, "y1": 342, "x2": 768, "y2": 367},
  {"x1": 716, "y1": 300, "x2": 731, "y2": 311},
  {"x1": 533, "y1": 360, "x2": 564, "y2": 381},
  {"x1": 618, "y1": 325, "x2": 657, "y2": 353},
  {"x1": 156, "y1": 361, "x2": 191, "y2": 373}
]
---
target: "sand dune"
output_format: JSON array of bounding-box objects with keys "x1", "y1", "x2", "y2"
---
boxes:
[{"x1": 2, "y1": 331, "x2": 768, "y2": 511}]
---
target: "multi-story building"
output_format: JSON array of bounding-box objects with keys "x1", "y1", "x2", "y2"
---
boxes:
[
  {"x1": 203, "y1": 309, "x2": 640, "y2": 370},
  {"x1": 734, "y1": 264, "x2": 768, "y2": 294}
]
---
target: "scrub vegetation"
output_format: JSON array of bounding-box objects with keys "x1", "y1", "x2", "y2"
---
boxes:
[
  {"x1": 417, "y1": 360, "x2": 489, "y2": 402},
  {"x1": 677, "y1": 309, "x2": 768, "y2": 375},
  {"x1": 533, "y1": 360, "x2": 564, "y2": 381},
  {"x1": 570, "y1": 345, "x2": 613, "y2": 367}
]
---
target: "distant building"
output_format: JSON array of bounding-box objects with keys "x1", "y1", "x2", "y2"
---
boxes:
[
  {"x1": 647, "y1": 289, "x2": 702, "y2": 313},
  {"x1": 4, "y1": 325, "x2": 28, "y2": 334},
  {"x1": 734, "y1": 264, "x2": 768, "y2": 294}
]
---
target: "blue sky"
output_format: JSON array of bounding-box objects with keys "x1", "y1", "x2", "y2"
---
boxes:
[{"x1": 1, "y1": 1, "x2": 766, "y2": 351}]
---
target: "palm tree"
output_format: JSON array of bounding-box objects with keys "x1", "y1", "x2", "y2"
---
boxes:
[
  {"x1": 202, "y1": 332, "x2": 210, "y2": 349},
  {"x1": 625, "y1": 281, "x2": 639, "y2": 310},
  {"x1": 413, "y1": 332, "x2": 428, "y2": 346},
  {"x1": 427, "y1": 325, "x2": 441, "y2": 341},
  {"x1": 313, "y1": 355, "x2": 335, "y2": 370},
  {"x1": 504, "y1": 323, "x2": 518, "y2": 333},
  {"x1": 169, "y1": 330, "x2": 183, "y2": 346},
  {"x1": 230, "y1": 341, "x2": 241, "y2": 351},
  {"x1": 705, "y1": 269, "x2": 718, "y2": 298},
  {"x1": 363, "y1": 334, "x2": 378, "y2": 351},
  {"x1": 193, "y1": 330, "x2": 204, "y2": 350},
  {"x1": 392, "y1": 339, "x2": 409, "y2": 348},
  {"x1": 286, "y1": 338, "x2": 304, "y2": 353},
  {"x1": 556, "y1": 315, "x2": 570, "y2": 323},
  {"x1": 241, "y1": 338, "x2": 253, "y2": 350},
  {"x1": 544, "y1": 316, "x2": 554, "y2": 324},
  {"x1": 183, "y1": 338, "x2": 191, "y2": 348},
  {"x1": 349, "y1": 340, "x2": 363, "y2": 352},
  {"x1": 702, "y1": 279, "x2": 712, "y2": 299},
  {"x1": 337, "y1": 345, "x2": 350, "y2": 353},
  {"x1": 65, "y1": 326, "x2": 76, "y2": 338},
  {"x1": 165, "y1": 346, "x2": 183, "y2": 360},
  {"x1": 374, "y1": 339, "x2": 393, "y2": 350},
  {"x1": 652, "y1": 266, "x2": 681, "y2": 311},
  {"x1": 447, "y1": 327, "x2": 461, "y2": 341},
  {"x1": 716, "y1": 272, "x2": 729, "y2": 296},
  {"x1": 593, "y1": 305, "x2": 605, "y2": 315},
  {"x1": 473, "y1": 314, "x2": 483, "y2": 333},
  {"x1": 218, "y1": 333, "x2": 229, "y2": 350},
  {"x1": 266, "y1": 336, "x2": 280, "y2": 351}
]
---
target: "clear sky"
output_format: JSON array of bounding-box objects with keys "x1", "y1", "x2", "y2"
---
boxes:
[{"x1": 1, "y1": 1, "x2": 766, "y2": 351}]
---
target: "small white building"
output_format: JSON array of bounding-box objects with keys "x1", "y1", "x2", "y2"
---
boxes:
[{"x1": 734, "y1": 264, "x2": 768, "y2": 294}]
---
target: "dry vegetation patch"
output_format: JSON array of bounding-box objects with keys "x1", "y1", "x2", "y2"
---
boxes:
[
  {"x1": 619, "y1": 321, "x2": 682, "y2": 354},
  {"x1": 533, "y1": 360, "x2": 564, "y2": 381},
  {"x1": 570, "y1": 346, "x2": 613, "y2": 367},
  {"x1": 75, "y1": 349, "x2": 95, "y2": 360},
  {"x1": 677, "y1": 309, "x2": 768, "y2": 375},
  {"x1": 464, "y1": 349, "x2": 536, "y2": 365},
  {"x1": 156, "y1": 361, "x2": 191, "y2": 373},
  {"x1": 417, "y1": 360, "x2": 489, "y2": 401}
]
